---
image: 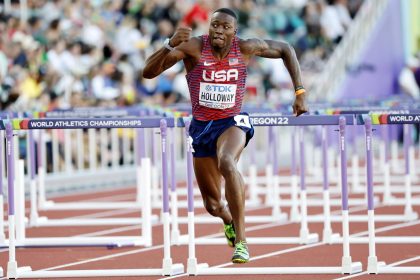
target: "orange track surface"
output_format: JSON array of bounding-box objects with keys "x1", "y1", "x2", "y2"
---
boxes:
[{"x1": 1, "y1": 183, "x2": 420, "y2": 280}]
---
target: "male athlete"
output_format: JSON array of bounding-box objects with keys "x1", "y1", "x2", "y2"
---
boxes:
[{"x1": 143, "y1": 8, "x2": 308, "y2": 263}]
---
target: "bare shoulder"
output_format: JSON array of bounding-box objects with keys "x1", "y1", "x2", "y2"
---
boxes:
[{"x1": 239, "y1": 38, "x2": 269, "y2": 56}]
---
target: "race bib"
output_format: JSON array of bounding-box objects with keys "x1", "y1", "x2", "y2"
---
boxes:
[{"x1": 199, "y1": 82, "x2": 237, "y2": 109}]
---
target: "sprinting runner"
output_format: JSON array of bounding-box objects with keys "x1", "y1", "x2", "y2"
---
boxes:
[{"x1": 143, "y1": 7, "x2": 308, "y2": 263}]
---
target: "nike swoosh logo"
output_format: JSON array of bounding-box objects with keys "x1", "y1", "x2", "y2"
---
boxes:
[{"x1": 204, "y1": 61, "x2": 216, "y2": 66}]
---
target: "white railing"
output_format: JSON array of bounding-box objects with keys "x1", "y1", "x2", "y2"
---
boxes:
[{"x1": 312, "y1": 0, "x2": 389, "y2": 101}]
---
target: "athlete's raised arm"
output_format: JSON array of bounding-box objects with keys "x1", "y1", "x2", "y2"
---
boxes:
[
  {"x1": 240, "y1": 38, "x2": 308, "y2": 116},
  {"x1": 143, "y1": 27, "x2": 199, "y2": 79}
]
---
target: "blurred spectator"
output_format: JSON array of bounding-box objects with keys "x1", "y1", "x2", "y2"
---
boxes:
[
  {"x1": 91, "y1": 62, "x2": 122, "y2": 102},
  {"x1": 182, "y1": 0, "x2": 211, "y2": 34},
  {"x1": 319, "y1": 0, "x2": 347, "y2": 44},
  {"x1": 0, "y1": 0, "x2": 362, "y2": 111},
  {"x1": 399, "y1": 56, "x2": 420, "y2": 100}
]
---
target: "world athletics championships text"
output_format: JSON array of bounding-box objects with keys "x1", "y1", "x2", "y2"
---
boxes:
[
  {"x1": 29, "y1": 120, "x2": 142, "y2": 128},
  {"x1": 388, "y1": 115, "x2": 420, "y2": 123}
]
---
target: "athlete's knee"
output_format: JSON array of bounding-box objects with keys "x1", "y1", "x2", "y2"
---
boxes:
[
  {"x1": 218, "y1": 154, "x2": 236, "y2": 176},
  {"x1": 203, "y1": 199, "x2": 225, "y2": 217}
]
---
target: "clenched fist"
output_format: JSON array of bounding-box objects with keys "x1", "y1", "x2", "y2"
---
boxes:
[
  {"x1": 292, "y1": 93, "x2": 308, "y2": 117},
  {"x1": 169, "y1": 27, "x2": 192, "y2": 47}
]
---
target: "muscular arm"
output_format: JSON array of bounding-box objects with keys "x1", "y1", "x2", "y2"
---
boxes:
[
  {"x1": 143, "y1": 27, "x2": 201, "y2": 79},
  {"x1": 142, "y1": 46, "x2": 186, "y2": 79},
  {"x1": 240, "y1": 38, "x2": 308, "y2": 116},
  {"x1": 240, "y1": 38, "x2": 303, "y2": 89}
]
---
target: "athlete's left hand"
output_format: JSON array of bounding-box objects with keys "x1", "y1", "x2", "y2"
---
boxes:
[{"x1": 293, "y1": 93, "x2": 308, "y2": 117}]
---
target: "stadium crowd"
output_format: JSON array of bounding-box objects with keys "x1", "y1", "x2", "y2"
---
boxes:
[{"x1": 0, "y1": 0, "x2": 363, "y2": 112}]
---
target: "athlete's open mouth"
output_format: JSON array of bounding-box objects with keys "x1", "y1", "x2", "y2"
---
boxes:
[{"x1": 213, "y1": 36, "x2": 224, "y2": 42}]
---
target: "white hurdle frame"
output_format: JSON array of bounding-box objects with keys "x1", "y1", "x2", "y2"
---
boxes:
[
  {"x1": 185, "y1": 115, "x2": 362, "y2": 275},
  {"x1": 5, "y1": 117, "x2": 184, "y2": 278},
  {"x1": 2, "y1": 122, "x2": 154, "y2": 248},
  {"x1": 27, "y1": 126, "x2": 159, "y2": 228},
  {"x1": 362, "y1": 117, "x2": 420, "y2": 274}
]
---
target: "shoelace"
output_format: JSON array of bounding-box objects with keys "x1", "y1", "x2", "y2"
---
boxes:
[{"x1": 234, "y1": 241, "x2": 248, "y2": 256}]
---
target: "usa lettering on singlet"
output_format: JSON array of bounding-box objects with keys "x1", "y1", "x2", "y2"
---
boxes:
[{"x1": 186, "y1": 35, "x2": 247, "y2": 121}]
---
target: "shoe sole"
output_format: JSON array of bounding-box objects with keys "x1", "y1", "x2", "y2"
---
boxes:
[{"x1": 232, "y1": 258, "x2": 249, "y2": 263}]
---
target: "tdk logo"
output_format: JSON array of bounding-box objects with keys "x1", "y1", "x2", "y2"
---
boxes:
[
  {"x1": 202, "y1": 69, "x2": 238, "y2": 82},
  {"x1": 205, "y1": 85, "x2": 233, "y2": 92}
]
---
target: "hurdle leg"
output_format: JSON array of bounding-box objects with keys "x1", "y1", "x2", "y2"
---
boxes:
[
  {"x1": 169, "y1": 128, "x2": 181, "y2": 244},
  {"x1": 382, "y1": 162, "x2": 392, "y2": 203},
  {"x1": 298, "y1": 127, "x2": 318, "y2": 244},
  {"x1": 183, "y1": 121, "x2": 209, "y2": 275},
  {"x1": 247, "y1": 136, "x2": 261, "y2": 206},
  {"x1": 265, "y1": 164, "x2": 274, "y2": 205},
  {"x1": 88, "y1": 129, "x2": 97, "y2": 171},
  {"x1": 248, "y1": 164, "x2": 260, "y2": 206},
  {"x1": 290, "y1": 175, "x2": 299, "y2": 221},
  {"x1": 391, "y1": 137, "x2": 399, "y2": 173},
  {"x1": 100, "y1": 128, "x2": 108, "y2": 168},
  {"x1": 289, "y1": 127, "x2": 299, "y2": 221},
  {"x1": 135, "y1": 127, "x2": 146, "y2": 203},
  {"x1": 51, "y1": 129, "x2": 60, "y2": 173},
  {"x1": 381, "y1": 125, "x2": 394, "y2": 203},
  {"x1": 111, "y1": 128, "x2": 119, "y2": 168},
  {"x1": 5, "y1": 124, "x2": 31, "y2": 279},
  {"x1": 403, "y1": 125, "x2": 418, "y2": 219},
  {"x1": 321, "y1": 126, "x2": 339, "y2": 243},
  {"x1": 26, "y1": 130, "x2": 41, "y2": 226},
  {"x1": 141, "y1": 157, "x2": 152, "y2": 247},
  {"x1": 122, "y1": 128, "x2": 131, "y2": 165},
  {"x1": 37, "y1": 130, "x2": 47, "y2": 208},
  {"x1": 338, "y1": 118, "x2": 362, "y2": 274},
  {"x1": 265, "y1": 126, "x2": 274, "y2": 205},
  {"x1": 134, "y1": 127, "x2": 153, "y2": 247},
  {"x1": 64, "y1": 129, "x2": 73, "y2": 173},
  {"x1": 365, "y1": 118, "x2": 381, "y2": 273},
  {"x1": 160, "y1": 120, "x2": 184, "y2": 276},
  {"x1": 15, "y1": 160, "x2": 26, "y2": 242},
  {"x1": 185, "y1": 125, "x2": 198, "y2": 275}
]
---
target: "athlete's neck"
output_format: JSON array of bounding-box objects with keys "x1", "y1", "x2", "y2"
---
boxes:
[{"x1": 211, "y1": 45, "x2": 231, "y2": 61}]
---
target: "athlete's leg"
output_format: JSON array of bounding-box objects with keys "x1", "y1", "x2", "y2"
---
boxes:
[
  {"x1": 216, "y1": 126, "x2": 246, "y2": 243},
  {"x1": 193, "y1": 157, "x2": 233, "y2": 224}
]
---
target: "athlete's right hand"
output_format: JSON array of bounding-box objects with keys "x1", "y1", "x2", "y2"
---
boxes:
[{"x1": 169, "y1": 27, "x2": 192, "y2": 47}]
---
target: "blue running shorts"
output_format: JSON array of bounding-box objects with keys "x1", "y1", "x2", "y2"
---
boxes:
[{"x1": 189, "y1": 113, "x2": 254, "y2": 158}]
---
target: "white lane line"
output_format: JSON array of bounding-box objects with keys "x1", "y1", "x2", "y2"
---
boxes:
[
  {"x1": 0, "y1": 190, "x2": 417, "y2": 277},
  {"x1": 0, "y1": 220, "x2": 416, "y2": 280},
  {"x1": 334, "y1": 256, "x2": 420, "y2": 280},
  {"x1": 159, "y1": 219, "x2": 420, "y2": 280}
]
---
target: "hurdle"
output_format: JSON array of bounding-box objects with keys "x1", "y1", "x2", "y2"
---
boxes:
[
  {"x1": 331, "y1": 115, "x2": 420, "y2": 247},
  {"x1": 361, "y1": 116, "x2": 420, "y2": 274},
  {"x1": 170, "y1": 124, "x2": 288, "y2": 230},
  {"x1": 34, "y1": 109, "x2": 146, "y2": 211},
  {"x1": 186, "y1": 115, "x2": 362, "y2": 275},
  {"x1": 243, "y1": 125, "x2": 376, "y2": 206},
  {"x1": 1, "y1": 118, "x2": 156, "y2": 248},
  {"x1": 5, "y1": 118, "x2": 184, "y2": 278},
  {"x1": 16, "y1": 109, "x2": 163, "y2": 232},
  {"x1": 172, "y1": 115, "x2": 319, "y2": 246},
  {"x1": 28, "y1": 127, "x2": 158, "y2": 227}
]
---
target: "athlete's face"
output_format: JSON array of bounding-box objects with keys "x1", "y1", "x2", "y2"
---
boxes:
[{"x1": 209, "y1": 12, "x2": 237, "y2": 49}]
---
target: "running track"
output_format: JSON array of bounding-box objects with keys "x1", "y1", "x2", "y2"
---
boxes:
[{"x1": 1, "y1": 183, "x2": 420, "y2": 280}]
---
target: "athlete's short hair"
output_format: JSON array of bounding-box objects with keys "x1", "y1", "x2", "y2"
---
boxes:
[{"x1": 213, "y1": 8, "x2": 238, "y2": 20}]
